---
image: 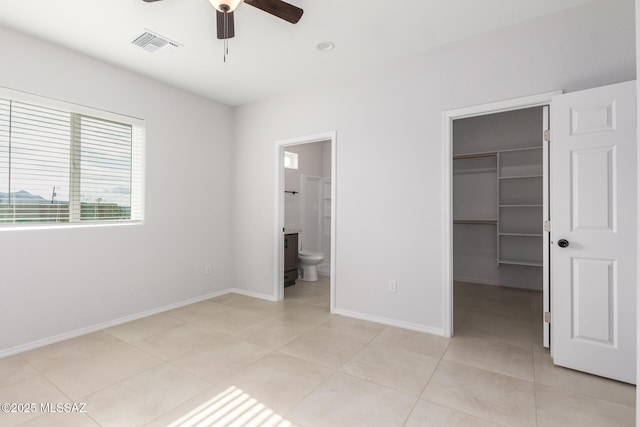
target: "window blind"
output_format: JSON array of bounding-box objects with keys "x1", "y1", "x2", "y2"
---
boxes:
[
  {"x1": 0, "y1": 92, "x2": 144, "y2": 226},
  {"x1": 0, "y1": 99, "x2": 10, "y2": 216},
  {"x1": 77, "y1": 116, "x2": 132, "y2": 221}
]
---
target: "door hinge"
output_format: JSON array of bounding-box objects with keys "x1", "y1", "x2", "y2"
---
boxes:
[
  {"x1": 543, "y1": 220, "x2": 551, "y2": 232},
  {"x1": 543, "y1": 129, "x2": 550, "y2": 142},
  {"x1": 544, "y1": 312, "x2": 551, "y2": 323}
]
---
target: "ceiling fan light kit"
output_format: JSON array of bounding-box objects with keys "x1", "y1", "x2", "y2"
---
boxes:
[
  {"x1": 208, "y1": 0, "x2": 242, "y2": 13},
  {"x1": 143, "y1": 0, "x2": 303, "y2": 39},
  {"x1": 143, "y1": 0, "x2": 303, "y2": 61}
]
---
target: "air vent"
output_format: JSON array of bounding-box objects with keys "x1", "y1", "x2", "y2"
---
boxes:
[{"x1": 132, "y1": 31, "x2": 180, "y2": 54}]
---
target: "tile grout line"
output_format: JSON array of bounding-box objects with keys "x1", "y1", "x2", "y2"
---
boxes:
[
  {"x1": 25, "y1": 362, "x2": 105, "y2": 426},
  {"x1": 421, "y1": 289, "x2": 478, "y2": 423},
  {"x1": 281, "y1": 284, "x2": 343, "y2": 422},
  {"x1": 438, "y1": 283, "x2": 537, "y2": 426},
  {"x1": 416, "y1": 355, "x2": 512, "y2": 426},
  {"x1": 400, "y1": 354, "x2": 445, "y2": 427},
  {"x1": 146, "y1": 286, "x2": 331, "y2": 424}
]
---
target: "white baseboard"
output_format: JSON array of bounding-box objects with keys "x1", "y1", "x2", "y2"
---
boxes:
[
  {"x1": 332, "y1": 307, "x2": 446, "y2": 337},
  {"x1": 317, "y1": 263, "x2": 330, "y2": 276},
  {"x1": 2, "y1": 288, "x2": 447, "y2": 358},
  {"x1": 453, "y1": 276, "x2": 542, "y2": 291},
  {"x1": 0, "y1": 288, "x2": 232, "y2": 359},
  {"x1": 228, "y1": 288, "x2": 278, "y2": 302}
]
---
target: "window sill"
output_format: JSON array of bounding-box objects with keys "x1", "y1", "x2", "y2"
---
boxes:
[{"x1": 0, "y1": 220, "x2": 143, "y2": 232}]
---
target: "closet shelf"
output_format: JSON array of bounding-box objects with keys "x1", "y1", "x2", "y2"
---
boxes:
[
  {"x1": 453, "y1": 220, "x2": 497, "y2": 225},
  {"x1": 453, "y1": 152, "x2": 497, "y2": 160},
  {"x1": 498, "y1": 146, "x2": 543, "y2": 153},
  {"x1": 453, "y1": 167, "x2": 497, "y2": 174},
  {"x1": 454, "y1": 137, "x2": 545, "y2": 277},
  {"x1": 498, "y1": 175, "x2": 543, "y2": 180},
  {"x1": 499, "y1": 259, "x2": 543, "y2": 267},
  {"x1": 499, "y1": 232, "x2": 543, "y2": 237}
]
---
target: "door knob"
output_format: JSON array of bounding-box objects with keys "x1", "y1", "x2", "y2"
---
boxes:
[{"x1": 558, "y1": 239, "x2": 569, "y2": 248}]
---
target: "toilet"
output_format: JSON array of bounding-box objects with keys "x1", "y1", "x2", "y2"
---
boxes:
[{"x1": 298, "y1": 251, "x2": 324, "y2": 281}]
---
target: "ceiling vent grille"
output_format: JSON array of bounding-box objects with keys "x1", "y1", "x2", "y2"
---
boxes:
[{"x1": 132, "y1": 31, "x2": 180, "y2": 54}]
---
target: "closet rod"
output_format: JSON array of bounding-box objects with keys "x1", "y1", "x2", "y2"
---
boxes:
[{"x1": 453, "y1": 152, "x2": 497, "y2": 160}]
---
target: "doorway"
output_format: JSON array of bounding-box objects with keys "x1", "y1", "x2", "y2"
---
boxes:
[
  {"x1": 444, "y1": 84, "x2": 637, "y2": 383},
  {"x1": 443, "y1": 92, "x2": 559, "y2": 341},
  {"x1": 274, "y1": 131, "x2": 336, "y2": 311}
]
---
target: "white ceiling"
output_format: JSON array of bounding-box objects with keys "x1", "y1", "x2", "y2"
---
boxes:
[{"x1": 0, "y1": 0, "x2": 595, "y2": 106}]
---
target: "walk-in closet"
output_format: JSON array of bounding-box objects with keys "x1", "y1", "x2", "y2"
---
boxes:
[{"x1": 453, "y1": 107, "x2": 546, "y2": 291}]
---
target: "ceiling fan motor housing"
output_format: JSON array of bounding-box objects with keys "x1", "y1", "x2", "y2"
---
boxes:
[{"x1": 209, "y1": 0, "x2": 242, "y2": 13}]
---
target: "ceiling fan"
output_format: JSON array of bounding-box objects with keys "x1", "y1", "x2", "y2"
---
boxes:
[{"x1": 142, "y1": 0, "x2": 304, "y2": 40}]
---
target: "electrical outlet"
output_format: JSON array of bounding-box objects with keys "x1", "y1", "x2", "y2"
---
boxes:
[
  {"x1": 205, "y1": 264, "x2": 212, "y2": 275},
  {"x1": 388, "y1": 280, "x2": 397, "y2": 293}
]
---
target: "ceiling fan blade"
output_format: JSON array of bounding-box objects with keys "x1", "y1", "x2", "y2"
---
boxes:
[
  {"x1": 244, "y1": 0, "x2": 303, "y2": 24},
  {"x1": 216, "y1": 11, "x2": 235, "y2": 39}
]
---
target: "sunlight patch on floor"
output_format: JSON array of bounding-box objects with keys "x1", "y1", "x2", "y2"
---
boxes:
[{"x1": 167, "y1": 386, "x2": 294, "y2": 427}]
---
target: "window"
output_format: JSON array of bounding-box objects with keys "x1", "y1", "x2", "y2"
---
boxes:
[
  {"x1": 284, "y1": 151, "x2": 298, "y2": 169},
  {"x1": 0, "y1": 89, "x2": 144, "y2": 227}
]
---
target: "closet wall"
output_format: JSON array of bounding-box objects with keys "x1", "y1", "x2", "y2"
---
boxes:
[{"x1": 453, "y1": 107, "x2": 544, "y2": 291}]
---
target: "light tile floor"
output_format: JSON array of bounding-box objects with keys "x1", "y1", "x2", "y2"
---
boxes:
[{"x1": 0, "y1": 278, "x2": 635, "y2": 426}]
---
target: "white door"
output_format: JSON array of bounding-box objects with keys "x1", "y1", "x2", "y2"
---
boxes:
[{"x1": 551, "y1": 80, "x2": 636, "y2": 383}]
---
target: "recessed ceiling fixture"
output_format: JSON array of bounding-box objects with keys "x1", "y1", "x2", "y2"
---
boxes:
[
  {"x1": 316, "y1": 41, "x2": 335, "y2": 52},
  {"x1": 142, "y1": 0, "x2": 304, "y2": 62}
]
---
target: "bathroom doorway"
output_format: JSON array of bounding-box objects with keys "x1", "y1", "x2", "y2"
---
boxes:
[{"x1": 274, "y1": 131, "x2": 336, "y2": 311}]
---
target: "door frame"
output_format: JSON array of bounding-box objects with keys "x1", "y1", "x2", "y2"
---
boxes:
[
  {"x1": 442, "y1": 91, "x2": 560, "y2": 338},
  {"x1": 273, "y1": 131, "x2": 337, "y2": 311}
]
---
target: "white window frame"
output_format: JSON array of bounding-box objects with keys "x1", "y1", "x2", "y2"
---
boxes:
[{"x1": 0, "y1": 86, "x2": 145, "y2": 230}]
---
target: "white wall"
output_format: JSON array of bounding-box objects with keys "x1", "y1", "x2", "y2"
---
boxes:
[
  {"x1": 284, "y1": 141, "x2": 330, "y2": 193},
  {"x1": 232, "y1": 0, "x2": 636, "y2": 332},
  {"x1": 0, "y1": 26, "x2": 234, "y2": 354},
  {"x1": 322, "y1": 142, "x2": 332, "y2": 178}
]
